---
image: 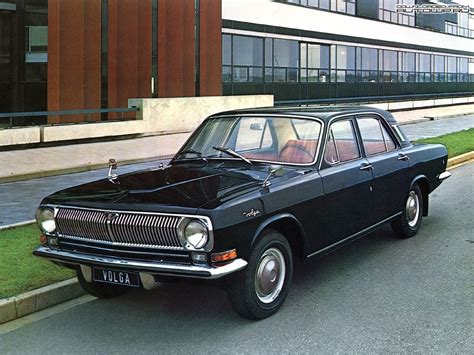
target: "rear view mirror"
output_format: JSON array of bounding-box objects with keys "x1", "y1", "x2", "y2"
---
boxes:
[{"x1": 250, "y1": 122, "x2": 263, "y2": 131}]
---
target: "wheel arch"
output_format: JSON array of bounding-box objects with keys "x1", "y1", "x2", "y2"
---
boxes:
[
  {"x1": 410, "y1": 175, "x2": 430, "y2": 217},
  {"x1": 251, "y1": 213, "x2": 307, "y2": 261}
]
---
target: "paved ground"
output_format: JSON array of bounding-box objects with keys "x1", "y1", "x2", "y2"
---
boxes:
[
  {"x1": 0, "y1": 162, "x2": 472, "y2": 353},
  {"x1": 401, "y1": 114, "x2": 474, "y2": 140},
  {"x1": 0, "y1": 133, "x2": 190, "y2": 182},
  {"x1": 0, "y1": 115, "x2": 472, "y2": 226}
]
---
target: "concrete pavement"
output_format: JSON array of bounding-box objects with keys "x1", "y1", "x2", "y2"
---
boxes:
[
  {"x1": 401, "y1": 113, "x2": 474, "y2": 139},
  {"x1": 0, "y1": 132, "x2": 190, "y2": 183},
  {"x1": 1, "y1": 162, "x2": 472, "y2": 353}
]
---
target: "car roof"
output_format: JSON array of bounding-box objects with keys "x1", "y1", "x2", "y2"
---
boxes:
[{"x1": 210, "y1": 105, "x2": 396, "y2": 124}]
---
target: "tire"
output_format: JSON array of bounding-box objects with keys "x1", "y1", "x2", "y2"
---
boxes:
[
  {"x1": 76, "y1": 268, "x2": 129, "y2": 299},
  {"x1": 391, "y1": 184, "x2": 424, "y2": 238},
  {"x1": 228, "y1": 229, "x2": 293, "y2": 320}
]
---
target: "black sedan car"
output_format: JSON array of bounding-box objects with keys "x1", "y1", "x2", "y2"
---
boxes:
[{"x1": 34, "y1": 106, "x2": 451, "y2": 319}]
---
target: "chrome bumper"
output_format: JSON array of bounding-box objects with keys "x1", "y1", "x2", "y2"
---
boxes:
[
  {"x1": 34, "y1": 246, "x2": 248, "y2": 279},
  {"x1": 437, "y1": 171, "x2": 451, "y2": 182}
]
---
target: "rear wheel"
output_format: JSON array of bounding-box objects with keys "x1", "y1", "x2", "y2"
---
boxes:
[
  {"x1": 76, "y1": 268, "x2": 129, "y2": 299},
  {"x1": 391, "y1": 184, "x2": 424, "y2": 238},
  {"x1": 228, "y1": 229, "x2": 293, "y2": 320}
]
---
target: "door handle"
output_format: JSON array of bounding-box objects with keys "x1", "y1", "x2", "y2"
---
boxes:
[
  {"x1": 397, "y1": 153, "x2": 409, "y2": 161},
  {"x1": 360, "y1": 163, "x2": 373, "y2": 171}
]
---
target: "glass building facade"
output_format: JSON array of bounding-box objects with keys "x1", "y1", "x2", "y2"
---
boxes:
[{"x1": 222, "y1": 0, "x2": 474, "y2": 102}]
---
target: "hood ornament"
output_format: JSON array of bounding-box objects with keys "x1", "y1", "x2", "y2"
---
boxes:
[{"x1": 107, "y1": 159, "x2": 119, "y2": 182}]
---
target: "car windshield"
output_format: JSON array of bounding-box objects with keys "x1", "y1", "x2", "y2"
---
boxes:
[{"x1": 175, "y1": 115, "x2": 322, "y2": 165}]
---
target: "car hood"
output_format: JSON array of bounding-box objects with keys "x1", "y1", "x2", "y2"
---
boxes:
[{"x1": 42, "y1": 163, "x2": 299, "y2": 212}]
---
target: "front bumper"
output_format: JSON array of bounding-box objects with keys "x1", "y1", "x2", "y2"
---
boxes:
[
  {"x1": 34, "y1": 245, "x2": 248, "y2": 279},
  {"x1": 437, "y1": 170, "x2": 451, "y2": 182}
]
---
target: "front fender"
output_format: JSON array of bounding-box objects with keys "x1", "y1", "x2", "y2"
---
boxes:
[{"x1": 250, "y1": 212, "x2": 307, "y2": 257}]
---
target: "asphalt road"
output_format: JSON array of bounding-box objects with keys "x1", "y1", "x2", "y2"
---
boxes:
[{"x1": 1, "y1": 163, "x2": 472, "y2": 354}]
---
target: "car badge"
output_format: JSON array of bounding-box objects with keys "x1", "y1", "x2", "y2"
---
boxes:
[
  {"x1": 243, "y1": 208, "x2": 260, "y2": 218},
  {"x1": 105, "y1": 212, "x2": 120, "y2": 223}
]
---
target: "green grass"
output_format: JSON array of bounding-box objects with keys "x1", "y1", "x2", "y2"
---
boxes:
[
  {"x1": 0, "y1": 224, "x2": 74, "y2": 299},
  {"x1": 415, "y1": 128, "x2": 474, "y2": 158}
]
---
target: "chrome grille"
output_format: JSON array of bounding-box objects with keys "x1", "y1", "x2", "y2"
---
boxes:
[{"x1": 56, "y1": 207, "x2": 184, "y2": 249}]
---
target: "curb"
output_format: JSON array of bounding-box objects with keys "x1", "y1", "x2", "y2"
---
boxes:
[
  {"x1": 0, "y1": 220, "x2": 35, "y2": 231},
  {"x1": 0, "y1": 278, "x2": 85, "y2": 324},
  {"x1": 447, "y1": 151, "x2": 474, "y2": 168},
  {"x1": 0, "y1": 154, "x2": 174, "y2": 184}
]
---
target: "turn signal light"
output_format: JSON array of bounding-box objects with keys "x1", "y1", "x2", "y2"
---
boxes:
[
  {"x1": 211, "y1": 249, "x2": 237, "y2": 263},
  {"x1": 40, "y1": 234, "x2": 47, "y2": 244}
]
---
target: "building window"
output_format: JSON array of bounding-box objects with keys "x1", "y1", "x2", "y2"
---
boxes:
[
  {"x1": 222, "y1": 34, "x2": 232, "y2": 83},
  {"x1": 273, "y1": 39, "x2": 299, "y2": 82},
  {"x1": 279, "y1": 0, "x2": 355, "y2": 15},
  {"x1": 459, "y1": 57, "x2": 469, "y2": 82},
  {"x1": 446, "y1": 56, "x2": 457, "y2": 82},
  {"x1": 232, "y1": 35, "x2": 263, "y2": 83},
  {"x1": 381, "y1": 50, "x2": 398, "y2": 83},
  {"x1": 399, "y1": 51, "x2": 415, "y2": 82},
  {"x1": 433, "y1": 55, "x2": 445, "y2": 82},
  {"x1": 332, "y1": 45, "x2": 355, "y2": 82},
  {"x1": 300, "y1": 43, "x2": 330, "y2": 82},
  {"x1": 416, "y1": 53, "x2": 431, "y2": 83},
  {"x1": 24, "y1": 0, "x2": 48, "y2": 83},
  {"x1": 379, "y1": 0, "x2": 415, "y2": 27},
  {"x1": 222, "y1": 33, "x2": 473, "y2": 99},
  {"x1": 356, "y1": 47, "x2": 378, "y2": 82}
]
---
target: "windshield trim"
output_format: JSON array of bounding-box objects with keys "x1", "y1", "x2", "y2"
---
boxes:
[{"x1": 175, "y1": 114, "x2": 325, "y2": 167}]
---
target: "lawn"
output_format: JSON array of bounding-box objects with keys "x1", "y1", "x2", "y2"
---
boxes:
[
  {"x1": 415, "y1": 128, "x2": 474, "y2": 158},
  {"x1": 0, "y1": 224, "x2": 75, "y2": 299}
]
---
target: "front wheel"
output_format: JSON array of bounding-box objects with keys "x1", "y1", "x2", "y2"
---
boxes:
[
  {"x1": 228, "y1": 229, "x2": 293, "y2": 320},
  {"x1": 76, "y1": 268, "x2": 129, "y2": 299},
  {"x1": 391, "y1": 184, "x2": 424, "y2": 238}
]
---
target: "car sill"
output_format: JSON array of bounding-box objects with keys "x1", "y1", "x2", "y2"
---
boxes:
[{"x1": 306, "y1": 212, "x2": 402, "y2": 260}]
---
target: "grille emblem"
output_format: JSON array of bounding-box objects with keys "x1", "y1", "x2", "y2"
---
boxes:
[
  {"x1": 105, "y1": 212, "x2": 119, "y2": 222},
  {"x1": 105, "y1": 212, "x2": 119, "y2": 242}
]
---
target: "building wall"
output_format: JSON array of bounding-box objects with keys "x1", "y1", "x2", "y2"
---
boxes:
[
  {"x1": 48, "y1": 0, "x2": 101, "y2": 123},
  {"x1": 47, "y1": 0, "x2": 222, "y2": 124}
]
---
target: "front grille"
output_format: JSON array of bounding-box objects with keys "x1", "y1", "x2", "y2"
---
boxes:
[{"x1": 56, "y1": 207, "x2": 184, "y2": 250}]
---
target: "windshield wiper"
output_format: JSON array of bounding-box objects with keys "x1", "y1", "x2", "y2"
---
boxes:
[
  {"x1": 212, "y1": 146, "x2": 252, "y2": 165},
  {"x1": 175, "y1": 149, "x2": 208, "y2": 163}
]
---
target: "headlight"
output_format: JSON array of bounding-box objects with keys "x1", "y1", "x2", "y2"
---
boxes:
[
  {"x1": 35, "y1": 207, "x2": 56, "y2": 233},
  {"x1": 183, "y1": 220, "x2": 208, "y2": 249}
]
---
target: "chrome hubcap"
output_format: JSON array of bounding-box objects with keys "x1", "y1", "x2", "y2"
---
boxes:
[
  {"x1": 406, "y1": 191, "x2": 420, "y2": 228},
  {"x1": 255, "y1": 248, "x2": 286, "y2": 304}
]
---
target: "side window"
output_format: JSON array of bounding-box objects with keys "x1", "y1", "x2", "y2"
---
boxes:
[
  {"x1": 235, "y1": 117, "x2": 273, "y2": 151},
  {"x1": 292, "y1": 119, "x2": 321, "y2": 140},
  {"x1": 358, "y1": 117, "x2": 397, "y2": 155},
  {"x1": 324, "y1": 119, "x2": 360, "y2": 165}
]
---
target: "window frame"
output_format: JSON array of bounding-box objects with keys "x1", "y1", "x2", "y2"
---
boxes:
[
  {"x1": 355, "y1": 114, "x2": 400, "y2": 157},
  {"x1": 320, "y1": 116, "x2": 362, "y2": 168},
  {"x1": 189, "y1": 114, "x2": 325, "y2": 167}
]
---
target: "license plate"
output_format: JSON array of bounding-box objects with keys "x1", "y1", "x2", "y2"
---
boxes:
[{"x1": 92, "y1": 267, "x2": 140, "y2": 288}]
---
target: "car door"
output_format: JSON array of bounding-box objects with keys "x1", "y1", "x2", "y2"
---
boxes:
[
  {"x1": 356, "y1": 115, "x2": 410, "y2": 222},
  {"x1": 319, "y1": 117, "x2": 374, "y2": 246}
]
